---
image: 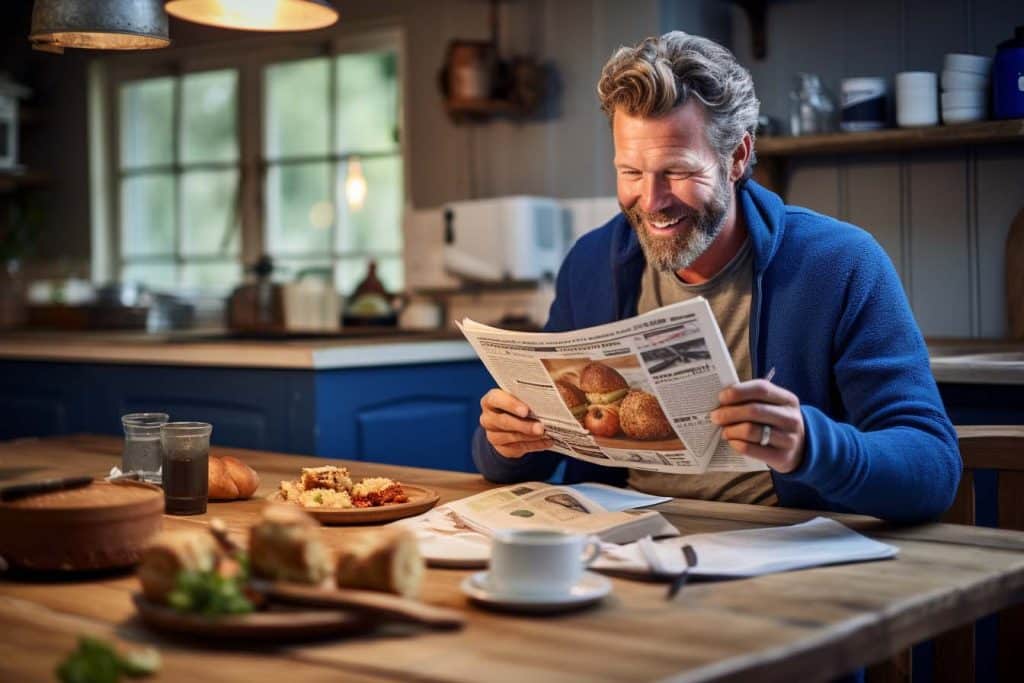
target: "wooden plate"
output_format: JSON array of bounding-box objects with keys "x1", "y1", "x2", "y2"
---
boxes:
[
  {"x1": 267, "y1": 484, "x2": 440, "y2": 524},
  {"x1": 132, "y1": 594, "x2": 368, "y2": 641}
]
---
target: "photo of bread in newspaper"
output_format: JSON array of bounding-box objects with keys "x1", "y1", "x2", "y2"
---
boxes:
[{"x1": 541, "y1": 357, "x2": 685, "y2": 451}]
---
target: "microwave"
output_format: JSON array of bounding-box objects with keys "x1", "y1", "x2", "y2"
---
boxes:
[{"x1": 442, "y1": 196, "x2": 567, "y2": 281}]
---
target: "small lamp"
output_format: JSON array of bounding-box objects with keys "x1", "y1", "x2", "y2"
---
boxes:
[
  {"x1": 165, "y1": 0, "x2": 338, "y2": 32},
  {"x1": 29, "y1": 0, "x2": 170, "y2": 53}
]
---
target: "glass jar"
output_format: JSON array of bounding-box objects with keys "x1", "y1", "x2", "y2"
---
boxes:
[{"x1": 789, "y1": 73, "x2": 837, "y2": 136}]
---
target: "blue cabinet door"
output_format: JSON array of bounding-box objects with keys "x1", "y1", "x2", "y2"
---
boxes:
[
  {"x1": 0, "y1": 361, "x2": 89, "y2": 439},
  {"x1": 356, "y1": 398, "x2": 471, "y2": 470},
  {"x1": 0, "y1": 361, "x2": 316, "y2": 455},
  {"x1": 0, "y1": 358, "x2": 495, "y2": 473},
  {"x1": 85, "y1": 364, "x2": 316, "y2": 454},
  {"x1": 315, "y1": 361, "x2": 494, "y2": 471}
]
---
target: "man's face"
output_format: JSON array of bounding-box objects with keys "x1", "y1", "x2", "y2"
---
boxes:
[{"x1": 613, "y1": 101, "x2": 732, "y2": 272}]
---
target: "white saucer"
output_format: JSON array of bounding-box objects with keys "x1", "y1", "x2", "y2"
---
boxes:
[{"x1": 460, "y1": 571, "x2": 611, "y2": 613}]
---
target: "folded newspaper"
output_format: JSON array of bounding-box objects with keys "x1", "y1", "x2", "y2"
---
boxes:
[
  {"x1": 405, "y1": 482, "x2": 679, "y2": 556},
  {"x1": 458, "y1": 297, "x2": 766, "y2": 474}
]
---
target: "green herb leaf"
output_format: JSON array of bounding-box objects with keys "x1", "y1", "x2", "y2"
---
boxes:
[
  {"x1": 167, "y1": 565, "x2": 254, "y2": 617},
  {"x1": 56, "y1": 637, "x2": 160, "y2": 683}
]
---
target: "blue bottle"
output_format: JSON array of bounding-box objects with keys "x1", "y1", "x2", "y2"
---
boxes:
[{"x1": 993, "y1": 26, "x2": 1024, "y2": 119}]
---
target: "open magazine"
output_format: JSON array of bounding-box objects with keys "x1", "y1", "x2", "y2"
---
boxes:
[
  {"x1": 458, "y1": 297, "x2": 766, "y2": 475},
  {"x1": 442, "y1": 481, "x2": 678, "y2": 545}
]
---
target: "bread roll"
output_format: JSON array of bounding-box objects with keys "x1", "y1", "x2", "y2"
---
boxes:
[
  {"x1": 138, "y1": 530, "x2": 221, "y2": 604},
  {"x1": 249, "y1": 504, "x2": 333, "y2": 585},
  {"x1": 208, "y1": 455, "x2": 261, "y2": 500},
  {"x1": 335, "y1": 529, "x2": 424, "y2": 597}
]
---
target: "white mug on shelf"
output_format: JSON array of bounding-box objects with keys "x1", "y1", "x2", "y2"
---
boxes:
[
  {"x1": 896, "y1": 71, "x2": 939, "y2": 127},
  {"x1": 487, "y1": 529, "x2": 601, "y2": 597}
]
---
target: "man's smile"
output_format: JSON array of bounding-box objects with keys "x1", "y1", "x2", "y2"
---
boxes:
[{"x1": 645, "y1": 215, "x2": 688, "y2": 234}]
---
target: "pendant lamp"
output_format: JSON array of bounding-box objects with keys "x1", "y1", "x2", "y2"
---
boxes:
[
  {"x1": 165, "y1": 0, "x2": 338, "y2": 32},
  {"x1": 29, "y1": 0, "x2": 170, "y2": 53}
]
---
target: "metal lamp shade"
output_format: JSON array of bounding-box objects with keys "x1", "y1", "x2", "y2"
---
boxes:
[
  {"x1": 165, "y1": 0, "x2": 338, "y2": 32},
  {"x1": 165, "y1": 0, "x2": 337, "y2": 31},
  {"x1": 30, "y1": 0, "x2": 170, "y2": 51}
]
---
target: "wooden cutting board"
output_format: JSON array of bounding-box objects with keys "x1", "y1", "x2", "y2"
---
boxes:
[{"x1": 1008, "y1": 207, "x2": 1024, "y2": 340}]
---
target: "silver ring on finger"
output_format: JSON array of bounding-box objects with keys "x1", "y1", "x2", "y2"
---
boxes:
[{"x1": 759, "y1": 424, "x2": 772, "y2": 447}]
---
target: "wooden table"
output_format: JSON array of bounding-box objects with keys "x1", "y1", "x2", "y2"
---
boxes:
[{"x1": 2, "y1": 435, "x2": 1024, "y2": 683}]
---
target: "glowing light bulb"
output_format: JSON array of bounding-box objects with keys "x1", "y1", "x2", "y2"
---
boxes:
[
  {"x1": 216, "y1": 0, "x2": 279, "y2": 28},
  {"x1": 165, "y1": 0, "x2": 338, "y2": 31},
  {"x1": 345, "y1": 158, "x2": 368, "y2": 211}
]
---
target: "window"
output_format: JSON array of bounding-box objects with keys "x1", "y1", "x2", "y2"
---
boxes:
[
  {"x1": 264, "y1": 50, "x2": 403, "y2": 294},
  {"x1": 118, "y1": 69, "x2": 241, "y2": 291},
  {"x1": 106, "y1": 32, "x2": 404, "y2": 297}
]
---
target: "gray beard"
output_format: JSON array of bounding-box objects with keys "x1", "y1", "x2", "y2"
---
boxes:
[{"x1": 623, "y1": 174, "x2": 732, "y2": 272}]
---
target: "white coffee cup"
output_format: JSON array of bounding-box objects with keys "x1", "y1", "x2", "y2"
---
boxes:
[
  {"x1": 896, "y1": 71, "x2": 939, "y2": 127},
  {"x1": 487, "y1": 529, "x2": 601, "y2": 597}
]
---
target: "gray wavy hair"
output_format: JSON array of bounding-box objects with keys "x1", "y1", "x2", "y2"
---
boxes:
[{"x1": 597, "y1": 31, "x2": 759, "y2": 182}]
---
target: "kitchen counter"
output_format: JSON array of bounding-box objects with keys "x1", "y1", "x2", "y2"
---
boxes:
[
  {"x1": 927, "y1": 338, "x2": 1024, "y2": 385},
  {"x1": 0, "y1": 328, "x2": 495, "y2": 465},
  {"x1": 1, "y1": 330, "x2": 1022, "y2": 381},
  {"x1": 0, "y1": 328, "x2": 477, "y2": 369}
]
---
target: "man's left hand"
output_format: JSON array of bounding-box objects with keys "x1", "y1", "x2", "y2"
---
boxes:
[{"x1": 710, "y1": 379, "x2": 806, "y2": 473}]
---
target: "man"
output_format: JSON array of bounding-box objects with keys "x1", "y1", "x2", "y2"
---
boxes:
[{"x1": 473, "y1": 31, "x2": 960, "y2": 524}]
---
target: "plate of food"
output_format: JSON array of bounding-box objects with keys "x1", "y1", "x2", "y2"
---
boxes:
[
  {"x1": 269, "y1": 465, "x2": 440, "y2": 524},
  {"x1": 134, "y1": 506, "x2": 461, "y2": 641}
]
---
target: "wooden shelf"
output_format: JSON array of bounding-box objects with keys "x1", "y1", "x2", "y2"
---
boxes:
[
  {"x1": 757, "y1": 118, "x2": 1024, "y2": 157},
  {"x1": 18, "y1": 107, "x2": 45, "y2": 126},
  {"x1": 0, "y1": 170, "x2": 50, "y2": 193},
  {"x1": 753, "y1": 118, "x2": 1024, "y2": 198},
  {"x1": 444, "y1": 97, "x2": 524, "y2": 122},
  {"x1": 415, "y1": 279, "x2": 540, "y2": 297}
]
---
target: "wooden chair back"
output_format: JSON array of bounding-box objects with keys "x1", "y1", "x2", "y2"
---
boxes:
[{"x1": 869, "y1": 425, "x2": 1024, "y2": 683}]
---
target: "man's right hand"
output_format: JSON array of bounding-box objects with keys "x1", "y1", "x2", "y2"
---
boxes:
[{"x1": 479, "y1": 389, "x2": 555, "y2": 459}]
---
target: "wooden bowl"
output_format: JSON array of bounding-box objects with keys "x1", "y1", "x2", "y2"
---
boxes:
[{"x1": 0, "y1": 480, "x2": 164, "y2": 571}]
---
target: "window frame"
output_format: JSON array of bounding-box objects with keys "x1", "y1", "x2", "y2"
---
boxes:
[{"x1": 91, "y1": 26, "x2": 408, "y2": 295}]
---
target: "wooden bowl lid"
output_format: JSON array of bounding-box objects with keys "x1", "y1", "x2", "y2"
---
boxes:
[
  {"x1": 0, "y1": 480, "x2": 163, "y2": 522},
  {"x1": 0, "y1": 481, "x2": 165, "y2": 570}
]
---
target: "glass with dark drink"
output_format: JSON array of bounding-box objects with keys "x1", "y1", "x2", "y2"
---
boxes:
[{"x1": 160, "y1": 421, "x2": 211, "y2": 515}]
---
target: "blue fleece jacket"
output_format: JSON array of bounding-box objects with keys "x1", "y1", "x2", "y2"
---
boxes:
[{"x1": 472, "y1": 180, "x2": 961, "y2": 524}]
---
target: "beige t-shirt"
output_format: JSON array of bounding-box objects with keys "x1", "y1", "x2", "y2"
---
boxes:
[{"x1": 631, "y1": 239, "x2": 777, "y2": 505}]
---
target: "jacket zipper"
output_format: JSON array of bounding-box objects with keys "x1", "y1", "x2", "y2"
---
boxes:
[{"x1": 751, "y1": 271, "x2": 764, "y2": 379}]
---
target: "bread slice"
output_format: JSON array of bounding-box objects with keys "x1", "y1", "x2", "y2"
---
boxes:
[
  {"x1": 300, "y1": 465, "x2": 353, "y2": 492},
  {"x1": 335, "y1": 529, "x2": 424, "y2": 597}
]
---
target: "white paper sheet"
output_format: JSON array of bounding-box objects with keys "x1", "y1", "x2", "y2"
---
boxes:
[{"x1": 595, "y1": 517, "x2": 898, "y2": 578}]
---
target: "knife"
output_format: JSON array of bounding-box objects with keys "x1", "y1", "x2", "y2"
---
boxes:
[
  {"x1": 666, "y1": 544, "x2": 699, "y2": 599},
  {"x1": 0, "y1": 475, "x2": 94, "y2": 502}
]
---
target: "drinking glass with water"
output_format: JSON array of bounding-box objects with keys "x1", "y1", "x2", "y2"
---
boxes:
[{"x1": 121, "y1": 413, "x2": 169, "y2": 481}]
